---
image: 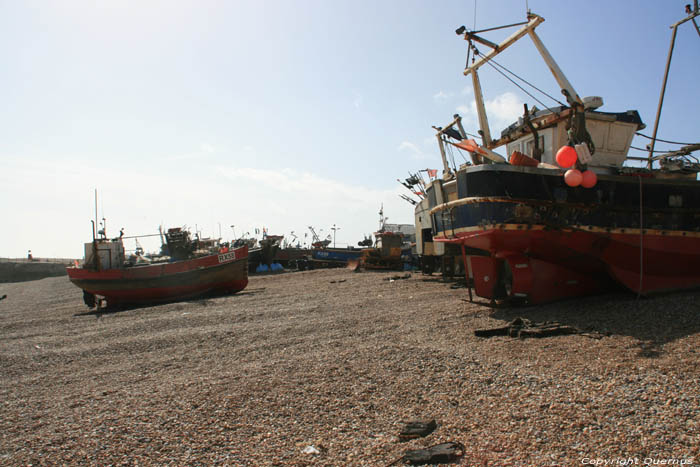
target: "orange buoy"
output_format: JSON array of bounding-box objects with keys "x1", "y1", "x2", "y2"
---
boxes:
[
  {"x1": 564, "y1": 169, "x2": 583, "y2": 187},
  {"x1": 581, "y1": 170, "x2": 598, "y2": 188},
  {"x1": 556, "y1": 145, "x2": 577, "y2": 168}
]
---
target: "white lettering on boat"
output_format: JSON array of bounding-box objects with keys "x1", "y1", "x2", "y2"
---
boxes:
[{"x1": 218, "y1": 252, "x2": 237, "y2": 263}]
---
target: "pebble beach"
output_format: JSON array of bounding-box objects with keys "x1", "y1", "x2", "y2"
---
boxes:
[{"x1": 1, "y1": 270, "x2": 698, "y2": 465}]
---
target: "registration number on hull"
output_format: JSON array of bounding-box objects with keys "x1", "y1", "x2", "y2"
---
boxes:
[{"x1": 218, "y1": 252, "x2": 237, "y2": 263}]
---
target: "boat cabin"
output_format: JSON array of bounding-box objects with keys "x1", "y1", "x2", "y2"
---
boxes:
[
  {"x1": 502, "y1": 102, "x2": 645, "y2": 172},
  {"x1": 83, "y1": 240, "x2": 125, "y2": 270}
]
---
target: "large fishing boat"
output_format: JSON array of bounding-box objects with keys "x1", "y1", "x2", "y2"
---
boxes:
[
  {"x1": 423, "y1": 8, "x2": 700, "y2": 304},
  {"x1": 67, "y1": 223, "x2": 248, "y2": 309}
]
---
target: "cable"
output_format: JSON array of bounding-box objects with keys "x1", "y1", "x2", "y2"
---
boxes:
[
  {"x1": 630, "y1": 145, "x2": 674, "y2": 153},
  {"x1": 635, "y1": 132, "x2": 697, "y2": 146},
  {"x1": 474, "y1": 50, "x2": 566, "y2": 108},
  {"x1": 445, "y1": 138, "x2": 458, "y2": 171},
  {"x1": 474, "y1": 46, "x2": 556, "y2": 111},
  {"x1": 486, "y1": 55, "x2": 567, "y2": 107}
]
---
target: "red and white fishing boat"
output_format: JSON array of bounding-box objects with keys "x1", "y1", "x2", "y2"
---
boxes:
[
  {"x1": 67, "y1": 224, "x2": 248, "y2": 309},
  {"x1": 418, "y1": 8, "x2": 700, "y2": 304}
]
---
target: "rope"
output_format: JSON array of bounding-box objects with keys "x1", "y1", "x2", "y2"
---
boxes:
[
  {"x1": 635, "y1": 132, "x2": 697, "y2": 146},
  {"x1": 638, "y1": 175, "x2": 644, "y2": 299}
]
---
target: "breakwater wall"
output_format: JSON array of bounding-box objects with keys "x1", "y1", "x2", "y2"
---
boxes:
[{"x1": 0, "y1": 259, "x2": 72, "y2": 283}]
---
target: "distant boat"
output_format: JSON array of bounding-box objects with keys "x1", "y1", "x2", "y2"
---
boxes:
[
  {"x1": 67, "y1": 226, "x2": 248, "y2": 309},
  {"x1": 311, "y1": 247, "x2": 363, "y2": 267}
]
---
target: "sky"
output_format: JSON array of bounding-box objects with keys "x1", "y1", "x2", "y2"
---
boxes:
[{"x1": 2, "y1": 0, "x2": 698, "y2": 258}]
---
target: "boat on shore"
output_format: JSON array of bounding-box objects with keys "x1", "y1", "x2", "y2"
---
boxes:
[
  {"x1": 424, "y1": 8, "x2": 700, "y2": 304},
  {"x1": 67, "y1": 224, "x2": 248, "y2": 309}
]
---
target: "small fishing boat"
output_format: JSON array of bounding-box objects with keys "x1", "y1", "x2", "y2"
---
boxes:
[{"x1": 67, "y1": 223, "x2": 248, "y2": 309}]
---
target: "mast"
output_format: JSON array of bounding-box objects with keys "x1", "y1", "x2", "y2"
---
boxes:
[
  {"x1": 94, "y1": 189, "x2": 98, "y2": 239},
  {"x1": 647, "y1": 3, "x2": 700, "y2": 169}
]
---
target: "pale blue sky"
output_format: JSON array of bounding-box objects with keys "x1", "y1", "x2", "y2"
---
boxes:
[{"x1": 2, "y1": 0, "x2": 698, "y2": 257}]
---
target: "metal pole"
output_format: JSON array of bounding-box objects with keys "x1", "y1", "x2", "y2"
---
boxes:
[
  {"x1": 332, "y1": 224, "x2": 340, "y2": 248},
  {"x1": 648, "y1": 25, "x2": 679, "y2": 168},
  {"x1": 436, "y1": 134, "x2": 452, "y2": 175},
  {"x1": 94, "y1": 189, "x2": 98, "y2": 239}
]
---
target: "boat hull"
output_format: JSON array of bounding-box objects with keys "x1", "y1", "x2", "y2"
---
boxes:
[
  {"x1": 310, "y1": 248, "x2": 364, "y2": 267},
  {"x1": 67, "y1": 246, "x2": 249, "y2": 306},
  {"x1": 430, "y1": 165, "x2": 700, "y2": 303}
]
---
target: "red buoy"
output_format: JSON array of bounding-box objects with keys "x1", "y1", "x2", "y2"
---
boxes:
[
  {"x1": 556, "y1": 145, "x2": 577, "y2": 168},
  {"x1": 564, "y1": 169, "x2": 583, "y2": 187},
  {"x1": 581, "y1": 170, "x2": 598, "y2": 188}
]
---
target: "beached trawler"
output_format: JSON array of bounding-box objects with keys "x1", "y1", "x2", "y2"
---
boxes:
[
  {"x1": 360, "y1": 208, "x2": 407, "y2": 270},
  {"x1": 305, "y1": 225, "x2": 362, "y2": 268},
  {"x1": 67, "y1": 223, "x2": 248, "y2": 309},
  {"x1": 424, "y1": 9, "x2": 700, "y2": 304}
]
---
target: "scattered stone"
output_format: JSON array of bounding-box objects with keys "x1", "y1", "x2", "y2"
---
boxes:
[{"x1": 302, "y1": 445, "x2": 320, "y2": 455}]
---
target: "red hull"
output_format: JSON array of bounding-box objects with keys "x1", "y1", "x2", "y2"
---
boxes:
[
  {"x1": 67, "y1": 246, "x2": 249, "y2": 306},
  {"x1": 438, "y1": 226, "x2": 700, "y2": 303}
]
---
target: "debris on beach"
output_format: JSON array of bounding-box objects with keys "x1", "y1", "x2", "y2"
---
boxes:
[
  {"x1": 398, "y1": 419, "x2": 437, "y2": 441},
  {"x1": 474, "y1": 317, "x2": 604, "y2": 339},
  {"x1": 385, "y1": 273, "x2": 411, "y2": 282},
  {"x1": 388, "y1": 441, "x2": 465, "y2": 466}
]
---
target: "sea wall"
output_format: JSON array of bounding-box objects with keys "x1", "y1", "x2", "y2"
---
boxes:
[{"x1": 0, "y1": 261, "x2": 70, "y2": 283}]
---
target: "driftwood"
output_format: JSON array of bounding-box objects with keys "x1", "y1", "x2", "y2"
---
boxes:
[{"x1": 475, "y1": 317, "x2": 602, "y2": 339}]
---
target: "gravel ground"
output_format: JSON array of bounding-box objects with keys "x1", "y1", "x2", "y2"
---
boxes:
[{"x1": 0, "y1": 269, "x2": 698, "y2": 466}]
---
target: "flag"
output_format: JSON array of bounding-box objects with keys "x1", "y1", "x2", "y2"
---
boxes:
[{"x1": 427, "y1": 169, "x2": 438, "y2": 178}]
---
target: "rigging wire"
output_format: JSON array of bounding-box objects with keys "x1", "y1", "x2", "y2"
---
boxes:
[
  {"x1": 445, "y1": 138, "x2": 460, "y2": 171},
  {"x1": 448, "y1": 141, "x2": 470, "y2": 164},
  {"x1": 486, "y1": 55, "x2": 567, "y2": 107},
  {"x1": 634, "y1": 132, "x2": 697, "y2": 146},
  {"x1": 479, "y1": 53, "x2": 553, "y2": 111},
  {"x1": 630, "y1": 145, "x2": 674, "y2": 153}
]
